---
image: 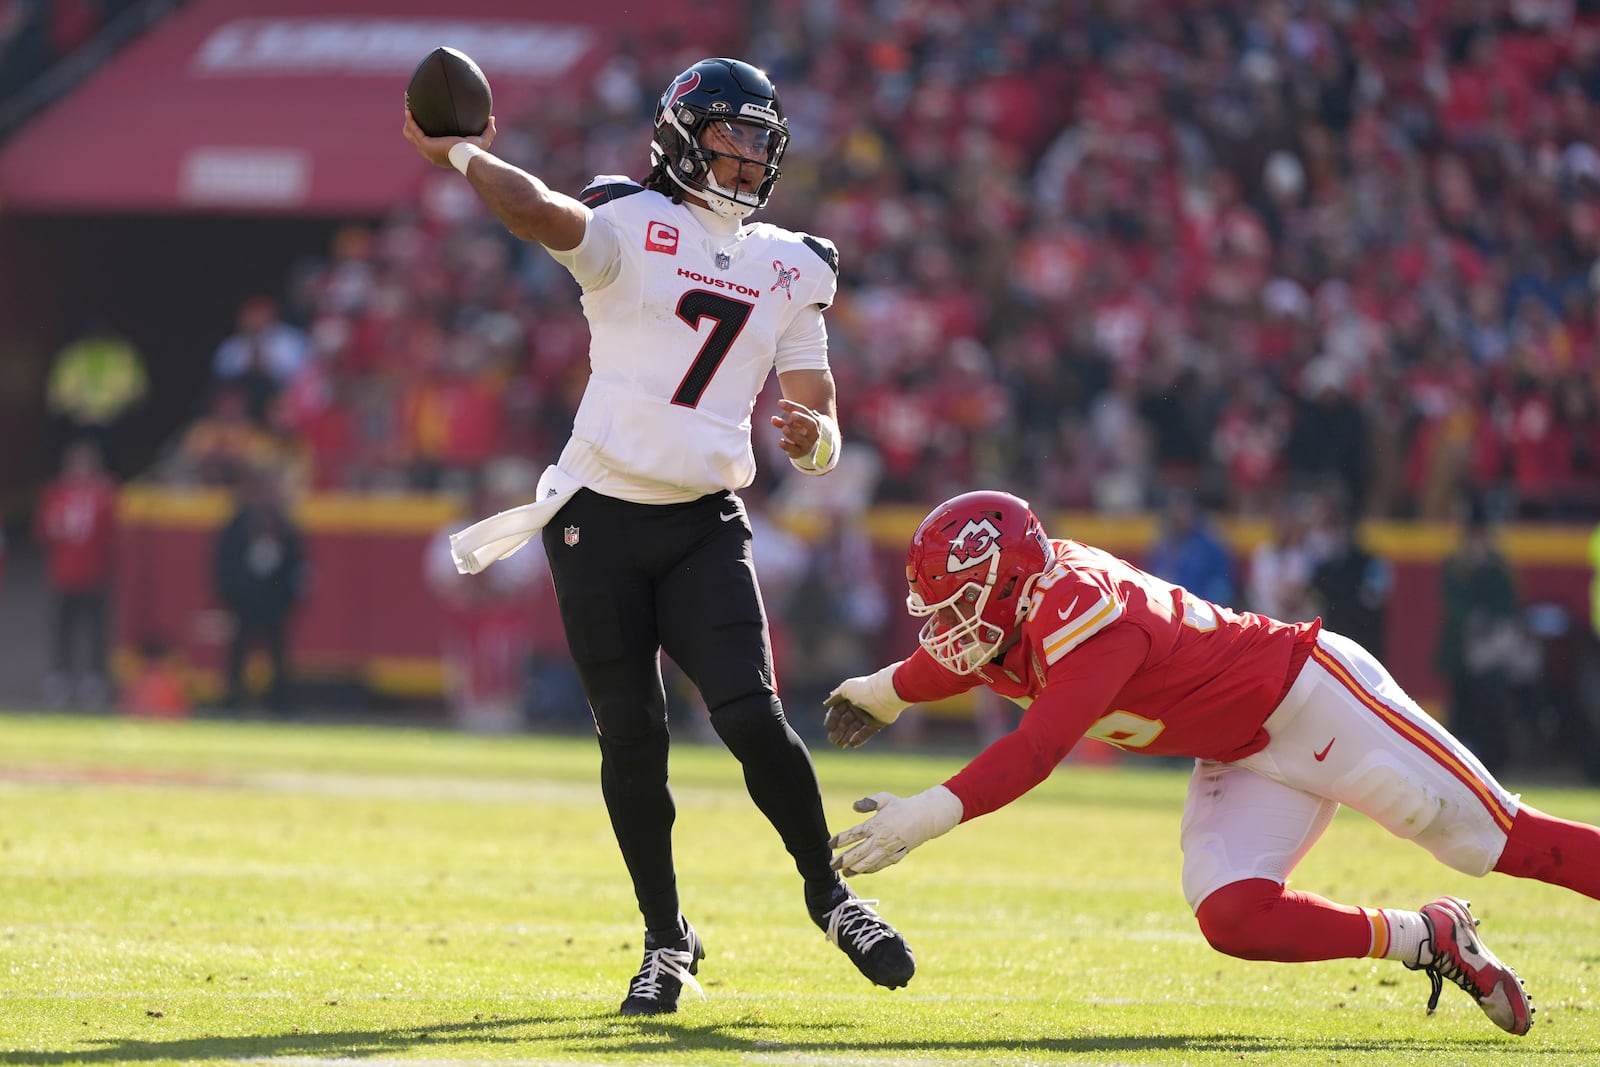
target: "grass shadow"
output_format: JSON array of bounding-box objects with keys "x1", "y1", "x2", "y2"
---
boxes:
[{"x1": 13, "y1": 1006, "x2": 1534, "y2": 1065}]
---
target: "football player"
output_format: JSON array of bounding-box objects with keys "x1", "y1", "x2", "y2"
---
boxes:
[
  {"x1": 403, "y1": 58, "x2": 914, "y2": 1014},
  {"x1": 825, "y1": 490, "x2": 1600, "y2": 1036}
]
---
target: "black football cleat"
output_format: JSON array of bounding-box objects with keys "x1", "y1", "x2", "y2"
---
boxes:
[
  {"x1": 619, "y1": 917, "x2": 705, "y2": 1016},
  {"x1": 811, "y1": 885, "x2": 916, "y2": 989}
]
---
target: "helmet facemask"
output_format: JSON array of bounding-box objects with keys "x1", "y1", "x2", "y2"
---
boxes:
[
  {"x1": 653, "y1": 109, "x2": 787, "y2": 219},
  {"x1": 907, "y1": 554, "x2": 1011, "y2": 675}
]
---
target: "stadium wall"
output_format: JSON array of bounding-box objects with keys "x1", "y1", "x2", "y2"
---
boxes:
[{"x1": 113, "y1": 488, "x2": 1597, "y2": 716}]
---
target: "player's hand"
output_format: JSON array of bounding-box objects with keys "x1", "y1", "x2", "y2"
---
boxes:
[
  {"x1": 825, "y1": 663, "x2": 911, "y2": 730},
  {"x1": 402, "y1": 109, "x2": 498, "y2": 168},
  {"x1": 829, "y1": 787, "x2": 963, "y2": 876},
  {"x1": 823, "y1": 697, "x2": 885, "y2": 749},
  {"x1": 770, "y1": 399, "x2": 821, "y2": 461}
]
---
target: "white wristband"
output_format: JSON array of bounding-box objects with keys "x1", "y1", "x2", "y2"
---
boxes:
[
  {"x1": 789, "y1": 413, "x2": 840, "y2": 475},
  {"x1": 448, "y1": 142, "x2": 484, "y2": 176}
]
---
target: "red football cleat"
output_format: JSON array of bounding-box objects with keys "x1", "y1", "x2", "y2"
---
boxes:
[{"x1": 1407, "y1": 896, "x2": 1534, "y2": 1035}]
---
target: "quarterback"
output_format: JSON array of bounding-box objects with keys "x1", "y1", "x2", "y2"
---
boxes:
[
  {"x1": 404, "y1": 58, "x2": 914, "y2": 1013},
  {"x1": 825, "y1": 490, "x2": 1600, "y2": 1035}
]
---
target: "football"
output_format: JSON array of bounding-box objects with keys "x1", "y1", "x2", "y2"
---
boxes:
[{"x1": 405, "y1": 47, "x2": 493, "y2": 138}]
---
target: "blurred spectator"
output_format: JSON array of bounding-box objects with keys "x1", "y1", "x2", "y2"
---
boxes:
[
  {"x1": 1245, "y1": 492, "x2": 1322, "y2": 622},
  {"x1": 785, "y1": 511, "x2": 891, "y2": 720},
  {"x1": 400, "y1": 335, "x2": 506, "y2": 490},
  {"x1": 212, "y1": 470, "x2": 306, "y2": 713},
  {"x1": 1143, "y1": 489, "x2": 1236, "y2": 609},
  {"x1": 1211, "y1": 374, "x2": 1290, "y2": 517},
  {"x1": 423, "y1": 465, "x2": 546, "y2": 734},
  {"x1": 119, "y1": 639, "x2": 193, "y2": 720},
  {"x1": 1309, "y1": 500, "x2": 1392, "y2": 658},
  {"x1": 33, "y1": 440, "x2": 117, "y2": 709},
  {"x1": 44, "y1": 326, "x2": 147, "y2": 468},
  {"x1": 169, "y1": 384, "x2": 282, "y2": 488},
  {"x1": 211, "y1": 296, "x2": 310, "y2": 424},
  {"x1": 1436, "y1": 501, "x2": 1530, "y2": 774},
  {"x1": 1284, "y1": 356, "x2": 1368, "y2": 514}
]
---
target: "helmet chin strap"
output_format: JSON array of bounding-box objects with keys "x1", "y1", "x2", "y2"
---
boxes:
[
  {"x1": 698, "y1": 177, "x2": 757, "y2": 219},
  {"x1": 660, "y1": 164, "x2": 754, "y2": 219}
]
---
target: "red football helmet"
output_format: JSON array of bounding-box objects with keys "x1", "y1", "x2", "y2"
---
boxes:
[{"x1": 905, "y1": 491, "x2": 1055, "y2": 674}]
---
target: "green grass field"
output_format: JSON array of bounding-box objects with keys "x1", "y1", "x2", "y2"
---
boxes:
[{"x1": 3, "y1": 711, "x2": 1599, "y2": 1066}]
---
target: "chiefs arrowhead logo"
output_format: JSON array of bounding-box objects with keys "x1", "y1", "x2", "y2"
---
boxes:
[{"x1": 946, "y1": 518, "x2": 1003, "y2": 571}]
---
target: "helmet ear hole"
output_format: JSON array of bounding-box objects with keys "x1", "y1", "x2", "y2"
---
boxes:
[{"x1": 999, "y1": 576, "x2": 1018, "y2": 599}]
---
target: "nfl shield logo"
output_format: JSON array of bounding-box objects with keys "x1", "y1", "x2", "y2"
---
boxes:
[
  {"x1": 715, "y1": 251, "x2": 731, "y2": 271},
  {"x1": 564, "y1": 525, "x2": 580, "y2": 546}
]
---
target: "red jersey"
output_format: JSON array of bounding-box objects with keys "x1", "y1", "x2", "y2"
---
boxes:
[
  {"x1": 34, "y1": 476, "x2": 117, "y2": 592},
  {"x1": 892, "y1": 539, "x2": 1319, "y2": 820}
]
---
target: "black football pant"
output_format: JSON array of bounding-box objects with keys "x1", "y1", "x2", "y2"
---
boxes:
[{"x1": 542, "y1": 488, "x2": 839, "y2": 935}]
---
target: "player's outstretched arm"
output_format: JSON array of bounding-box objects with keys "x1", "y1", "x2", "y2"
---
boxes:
[{"x1": 402, "y1": 110, "x2": 588, "y2": 251}]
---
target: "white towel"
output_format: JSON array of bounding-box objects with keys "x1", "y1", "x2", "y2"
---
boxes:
[{"x1": 450, "y1": 465, "x2": 583, "y2": 575}]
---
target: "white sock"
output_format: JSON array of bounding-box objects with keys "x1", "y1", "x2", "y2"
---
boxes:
[{"x1": 1368, "y1": 908, "x2": 1432, "y2": 964}]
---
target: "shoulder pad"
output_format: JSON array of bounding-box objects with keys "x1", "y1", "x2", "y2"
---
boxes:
[
  {"x1": 1037, "y1": 582, "x2": 1124, "y2": 667},
  {"x1": 579, "y1": 177, "x2": 645, "y2": 208},
  {"x1": 801, "y1": 234, "x2": 840, "y2": 276}
]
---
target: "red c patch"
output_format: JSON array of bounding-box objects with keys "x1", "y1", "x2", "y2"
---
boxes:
[{"x1": 645, "y1": 221, "x2": 679, "y2": 254}]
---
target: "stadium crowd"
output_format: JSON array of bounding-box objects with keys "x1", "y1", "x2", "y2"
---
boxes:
[{"x1": 155, "y1": 0, "x2": 1600, "y2": 530}]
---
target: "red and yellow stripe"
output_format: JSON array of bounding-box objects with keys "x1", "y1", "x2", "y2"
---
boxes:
[
  {"x1": 1365, "y1": 908, "x2": 1391, "y2": 959},
  {"x1": 1043, "y1": 595, "x2": 1122, "y2": 665},
  {"x1": 1311, "y1": 645, "x2": 1515, "y2": 833}
]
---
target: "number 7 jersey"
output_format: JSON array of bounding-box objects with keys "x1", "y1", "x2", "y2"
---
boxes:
[{"x1": 554, "y1": 177, "x2": 839, "y2": 503}]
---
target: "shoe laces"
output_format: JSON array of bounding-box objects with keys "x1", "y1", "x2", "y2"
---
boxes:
[
  {"x1": 1413, "y1": 912, "x2": 1483, "y2": 1013},
  {"x1": 628, "y1": 945, "x2": 704, "y2": 1003},
  {"x1": 823, "y1": 896, "x2": 894, "y2": 955}
]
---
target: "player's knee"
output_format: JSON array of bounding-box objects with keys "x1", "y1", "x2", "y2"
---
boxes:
[
  {"x1": 707, "y1": 690, "x2": 785, "y2": 745},
  {"x1": 1195, "y1": 878, "x2": 1286, "y2": 961},
  {"x1": 594, "y1": 712, "x2": 669, "y2": 751}
]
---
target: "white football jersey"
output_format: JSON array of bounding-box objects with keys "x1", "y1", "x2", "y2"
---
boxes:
[{"x1": 548, "y1": 177, "x2": 838, "y2": 503}]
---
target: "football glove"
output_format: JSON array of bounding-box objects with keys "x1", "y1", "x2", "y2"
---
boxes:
[
  {"x1": 829, "y1": 786, "x2": 963, "y2": 876},
  {"x1": 824, "y1": 700, "x2": 887, "y2": 749},
  {"x1": 824, "y1": 663, "x2": 911, "y2": 749}
]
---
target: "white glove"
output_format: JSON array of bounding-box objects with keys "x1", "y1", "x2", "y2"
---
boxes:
[
  {"x1": 825, "y1": 661, "x2": 911, "y2": 725},
  {"x1": 829, "y1": 785, "x2": 964, "y2": 876}
]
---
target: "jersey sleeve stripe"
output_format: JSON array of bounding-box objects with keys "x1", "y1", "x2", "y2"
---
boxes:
[
  {"x1": 1042, "y1": 595, "x2": 1122, "y2": 665},
  {"x1": 579, "y1": 181, "x2": 646, "y2": 207}
]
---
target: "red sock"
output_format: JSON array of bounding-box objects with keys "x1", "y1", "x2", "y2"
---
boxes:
[
  {"x1": 1494, "y1": 804, "x2": 1600, "y2": 899},
  {"x1": 1195, "y1": 878, "x2": 1377, "y2": 962}
]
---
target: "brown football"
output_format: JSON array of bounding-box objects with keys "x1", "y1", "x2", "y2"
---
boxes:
[{"x1": 405, "y1": 47, "x2": 492, "y2": 138}]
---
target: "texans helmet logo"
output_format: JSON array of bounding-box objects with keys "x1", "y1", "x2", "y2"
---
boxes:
[
  {"x1": 946, "y1": 518, "x2": 1003, "y2": 571},
  {"x1": 663, "y1": 70, "x2": 701, "y2": 113}
]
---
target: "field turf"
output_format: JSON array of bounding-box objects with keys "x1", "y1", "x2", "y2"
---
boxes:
[{"x1": 2, "y1": 711, "x2": 1599, "y2": 1066}]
